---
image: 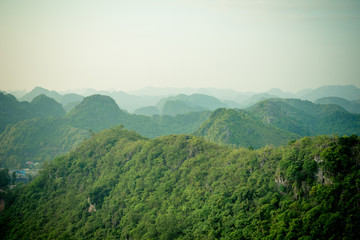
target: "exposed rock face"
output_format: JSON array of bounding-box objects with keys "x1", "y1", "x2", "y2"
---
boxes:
[{"x1": 87, "y1": 197, "x2": 96, "y2": 213}]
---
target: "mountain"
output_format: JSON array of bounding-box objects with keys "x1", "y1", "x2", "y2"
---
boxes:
[
  {"x1": 68, "y1": 88, "x2": 162, "y2": 113},
  {"x1": 60, "y1": 93, "x2": 84, "y2": 106},
  {"x1": 0, "y1": 118, "x2": 88, "y2": 168},
  {"x1": 315, "y1": 97, "x2": 360, "y2": 114},
  {"x1": 239, "y1": 93, "x2": 278, "y2": 107},
  {"x1": 157, "y1": 94, "x2": 226, "y2": 111},
  {"x1": 19, "y1": 87, "x2": 84, "y2": 109},
  {"x1": 266, "y1": 88, "x2": 296, "y2": 98},
  {"x1": 1, "y1": 127, "x2": 358, "y2": 239},
  {"x1": 134, "y1": 106, "x2": 160, "y2": 116},
  {"x1": 0, "y1": 95, "x2": 211, "y2": 168},
  {"x1": 248, "y1": 98, "x2": 360, "y2": 136},
  {"x1": 0, "y1": 92, "x2": 66, "y2": 132},
  {"x1": 248, "y1": 99, "x2": 311, "y2": 136},
  {"x1": 31, "y1": 94, "x2": 66, "y2": 117},
  {"x1": 66, "y1": 94, "x2": 127, "y2": 132},
  {"x1": 194, "y1": 108, "x2": 299, "y2": 148},
  {"x1": 299, "y1": 84, "x2": 360, "y2": 101},
  {"x1": 160, "y1": 100, "x2": 206, "y2": 116},
  {"x1": 154, "y1": 94, "x2": 227, "y2": 116},
  {"x1": 21, "y1": 86, "x2": 63, "y2": 102}
]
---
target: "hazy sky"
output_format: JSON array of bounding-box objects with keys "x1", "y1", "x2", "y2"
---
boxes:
[{"x1": 1, "y1": 0, "x2": 360, "y2": 93}]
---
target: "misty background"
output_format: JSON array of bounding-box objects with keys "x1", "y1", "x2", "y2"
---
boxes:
[{"x1": 1, "y1": 0, "x2": 360, "y2": 93}]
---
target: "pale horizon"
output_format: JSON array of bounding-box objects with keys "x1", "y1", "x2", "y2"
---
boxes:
[{"x1": 1, "y1": 0, "x2": 360, "y2": 93}]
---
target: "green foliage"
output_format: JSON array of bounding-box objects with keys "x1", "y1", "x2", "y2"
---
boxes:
[
  {"x1": 1, "y1": 128, "x2": 358, "y2": 239},
  {"x1": 248, "y1": 98, "x2": 360, "y2": 136},
  {"x1": 156, "y1": 93, "x2": 226, "y2": 116},
  {"x1": 0, "y1": 94, "x2": 210, "y2": 168},
  {"x1": 0, "y1": 92, "x2": 66, "y2": 132},
  {"x1": 195, "y1": 108, "x2": 299, "y2": 148},
  {"x1": 0, "y1": 118, "x2": 89, "y2": 168},
  {"x1": 0, "y1": 168, "x2": 10, "y2": 189}
]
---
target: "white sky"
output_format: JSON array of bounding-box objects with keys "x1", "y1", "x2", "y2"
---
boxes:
[{"x1": 0, "y1": 0, "x2": 360, "y2": 92}]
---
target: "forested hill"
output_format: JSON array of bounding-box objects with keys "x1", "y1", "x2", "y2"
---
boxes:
[
  {"x1": 247, "y1": 98, "x2": 360, "y2": 136},
  {"x1": 0, "y1": 126, "x2": 359, "y2": 239},
  {"x1": 0, "y1": 92, "x2": 65, "y2": 132},
  {"x1": 0, "y1": 94, "x2": 210, "y2": 168},
  {"x1": 194, "y1": 108, "x2": 299, "y2": 148}
]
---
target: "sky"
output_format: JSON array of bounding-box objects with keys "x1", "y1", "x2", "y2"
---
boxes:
[{"x1": 0, "y1": 0, "x2": 360, "y2": 93}]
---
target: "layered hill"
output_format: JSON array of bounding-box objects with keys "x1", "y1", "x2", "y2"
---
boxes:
[
  {"x1": 0, "y1": 95, "x2": 210, "y2": 168},
  {"x1": 0, "y1": 93, "x2": 65, "y2": 132},
  {"x1": 0, "y1": 127, "x2": 358, "y2": 239},
  {"x1": 65, "y1": 94, "x2": 127, "y2": 132},
  {"x1": 134, "y1": 94, "x2": 227, "y2": 116},
  {"x1": 298, "y1": 84, "x2": 360, "y2": 101},
  {"x1": 315, "y1": 97, "x2": 360, "y2": 114},
  {"x1": 248, "y1": 99, "x2": 360, "y2": 136},
  {"x1": 194, "y1": 108, "x2": 299, "y2": 148},
  {"x1": 20, "y1": 86, "x2": 84, "y2": 109},
  {"x1": 0, "y1": 118, "x2": 88, "y2": 168}
]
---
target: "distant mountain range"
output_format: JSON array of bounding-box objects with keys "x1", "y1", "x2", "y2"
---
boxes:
[
  {"x1": 1, "y1": 84, "x2": 359, "y2": 240},
  {"x1": 0, "y1": 94, "x2": 211, "y2": 168},
  {"x1": 1, "y1": 87, "x2": 359, "y2": 168},
  {"x1": 315, "y1": 97, "x2": 360, "y2": 114},
  {"x1": 7, "y1": 84, "x2": 360, "y2": 114},
  {"x1": 0, "y1": 92, "x2": 65, "y2": 132}
]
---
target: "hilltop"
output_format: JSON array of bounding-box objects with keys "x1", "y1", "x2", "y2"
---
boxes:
[{"x1": 0, "y1": 127, "x2": 358, "y2": 239}]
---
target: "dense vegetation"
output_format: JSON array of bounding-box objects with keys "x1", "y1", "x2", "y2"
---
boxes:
[
  {"x1": 0, "y1": 127, "x2": 358, "y2": 239},
  {"x1": 0, "y1": 117, "x2": 88, "y2": 168},
  {"x1": 316, "y1": 96, "x2": 360, "y2": 114},
  {"x1": 2, "y1": 93, "x2": 360, "y2": 168},
  {"x1": 133, "y1": 93, "x2": 228, "y2": 116},
  {"x1": 20, "y1": 86, "x2": 84, "y2": 108},
  {"x1": 0, "y1": 93, "x2": 65, "y2": 132},
  {"x1": 195, "y1": 108, "x2": 299, "y2": 148},
  {"x1": 0, "y1": 95, "x2": 210, "y2": 168},
  {"x1": 248, "y1": 98, "x2": 360, "y2": 136}
]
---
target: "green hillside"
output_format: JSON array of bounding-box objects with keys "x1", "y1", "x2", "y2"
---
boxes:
[
  {"x1": 316, "y1": 96, "x2": 360, "y2": 114},
  {"x1": 0, "y1": 118, "x2": 89, "y2": 168},
  {"x1": 31, "y1": 95, "x2": 66, "y2": 117},
  {"x1": 248, "y1": 98, "x2": 360, "y2": 136},
  {"x1": 248, "y1": 100, "x2": 311, "y2": 136},
  {"x1": 0, "y1": 92, "x2": 66, "y2": 132},
  {"x1": 0, "y1": 95, "x2": 210, "y2": 168},
  {"x1": 65, "y1": 94, "x2": 127, "y2": 132},
  {"x1": 161, "y1": 100, "x2": 206, "y2": 116},
  {"x1": 134, "y1": 106, "x2": 160, "y2": 116},
  {"x1": 1, "y1": 127, "x2": 358, "y2": 239},
  {"x1": 194, "y1": 108, "x2": 299, "y2": 148},
  {"x1": 155, "y1": 94, "x2": 227, "y2": 116}
]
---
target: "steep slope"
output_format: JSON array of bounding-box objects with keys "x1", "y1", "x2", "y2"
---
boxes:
[
  {"x1": 21, "y1": 86, "x2": 62, "y2": 102},
  {"x1": 299, "y1": 84, "x2": 360, "y2": 101},
  {"x1": 194, "y1": 108, "x2": 299, "y2": 148},
  {"x1": 30, "y1": 94, "x2": 66, "y2": 117},
  {"x1": 134, "y1": 106, "x2": 160, "y2": 116},
  {"x1": 0, "y1": 92, "x2": 66, "y2": 132},
  {"x1": 248, "y1": 98, "x2": 360, "y2": 136},
  {"x1": 0, "y1": 95, "x2": 210, "y2": 168},
  {"x1": 0, "y1": 92, "x2": 34, "y2": 132},
  {"x1": 0, "y1": 117, "x2": 88, "y2": 168},
  {"x1": 315, "y1": 96, "x2": 360, "y2": 114},
  {"x1": 20, "y1": 86, "x2": 84, "y2": 107},
  {"x1": 161, "y1": 100, "x2": 205, "y2": 116},
  {"x1": 156, "y1": 94, "x2": 227, "y2": 115},
  {"x1": 65, "y1": 94, "x2": 127, "y2": 132},
  {"x1": 1, "y1": 127, "x2": 358, "y2": 239}
]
